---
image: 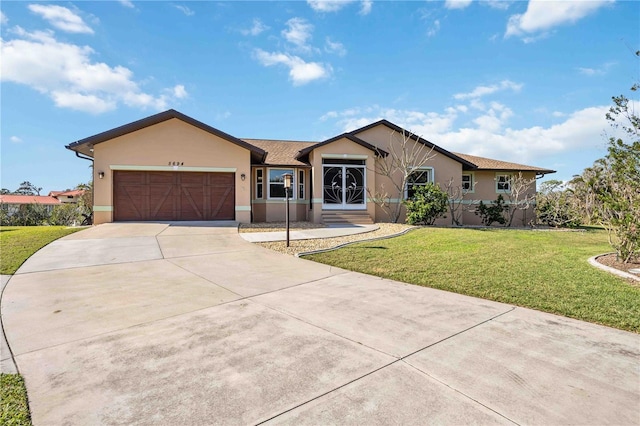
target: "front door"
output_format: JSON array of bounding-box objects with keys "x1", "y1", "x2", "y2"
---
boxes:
[{"x1": 322, "y1": 164, "x2": 366, "y2": 210}]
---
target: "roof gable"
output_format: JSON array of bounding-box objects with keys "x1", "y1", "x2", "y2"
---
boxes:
[
  {"x1": 295, "y1": 133, "x2": 388, "y2": 161},
  {"x1": 349, "y1": 119, "x2": 477, "y2": 169},
  {"x1": 242, "y1": 139, "x2": 316, "y2": 166},
  {"x1": 66, "y1": 109, "x2": 266, "y2": 162}
]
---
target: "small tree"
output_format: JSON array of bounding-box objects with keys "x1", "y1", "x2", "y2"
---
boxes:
[
  {"x1": 403, "y1": 183, "x2": 448, "y2": 225},
  {"x1": 367, "y1": 129, "x2": 435, "y2": 223},
  {"x1": 444, "y1": 177, "x2": 478, "y2": 226},
  {"x1": 536, "y1": 180, "x2": 582, "y2": 227},
  {"x1": 502, "y1": 172, "x2": 536, "y2": 226},
  {"x1": 475, "y1": 195, "x2": 509, "y2": 226}
]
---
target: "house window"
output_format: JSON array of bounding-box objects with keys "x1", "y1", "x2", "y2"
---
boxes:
[
  {"x1": 298, "y1": 170, "x2": 304, "y2": 199},
  {"x1": 406, "y1": 168, "x2": 433, "y2": 199},
  {"x1": 496, "y1": 174, "x2": 511, "y2": 193},
  {"x1": 268, "y1": 169, "x2": 294, "y2": 199},
  {"x1": 462, "y1": 173, "x2": 474, "y2": 192},
  {"x1": 256, "y1": 169, "x2": 263, "y2": 199}
]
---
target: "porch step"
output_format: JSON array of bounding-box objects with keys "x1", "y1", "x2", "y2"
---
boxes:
[{"x1": 322, "y1": 211, "x2": 374, "y2": 225}]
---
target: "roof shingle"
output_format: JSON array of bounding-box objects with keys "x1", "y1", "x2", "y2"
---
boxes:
[{"x1": 453, "y1": 153, "x2": 556, "y2": 174}]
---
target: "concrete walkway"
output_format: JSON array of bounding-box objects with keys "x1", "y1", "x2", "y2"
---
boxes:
[
  {"x1": 1, "y1": 222, "x2": 639, "y2": 425},
  {"x1": 239, "y1": 224, "x2": 378, "y2": 243}
]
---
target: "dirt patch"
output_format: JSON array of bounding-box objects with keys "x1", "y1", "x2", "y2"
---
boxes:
[
  {"x1": 596, "y1": 253, "x2": 640, "y2": 275},
  {"x1": 239, "y1": 222, "x2": 325, "y2": 233},
  {"x1": 256, "y1": 223, "x2": 413, "y2": 256}
]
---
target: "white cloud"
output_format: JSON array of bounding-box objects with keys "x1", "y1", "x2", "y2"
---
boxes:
[
  {"x1": 307, "y1": 0, "x2": 372, "y2": 14},
  {"x1": 28, "y1": 4, "x2": 94, "y2": 34},
  {"x1": 427, "y1": 20, "x2": 441, "y2": 38},
  {"x1": 172, "y1": 84, "x2": 188, "y2": 99},
  {"x1": 578, "y1": 62, "x2": 616, "y2": 76},
  {"x1": 506, "y1": 0, "x2": 613, "y2": 40},
  {"x1": 1, "y1": 11, "x2": 8, "y2": 25},
  {"x1": 445, "y1": 0, "x2": 473, "y2": 10},
  {"x1": 482, "y1": 0, "x2": 511, "y2": 10},
  {"x1": 0, "y1": 28, "x2": 184, "y2": 114},
  {"x1": 241, "y1": 18, "x2": 269, "y2": 36},
  {"x1": 282, "y1": 17, "x2": 314, "y2": 51},
  {"x1": 174, "y1": 5, "x2": 194, "y2": 16},
  {"x1": 10, "y1": 136, "x2": 22, "y2": 144},
  {"x1": 454, "y1": 80, "x2": 522, "y2": 100},
  {"x1": 320, "y1": 98, "x2": 615, "y2": 168},
  {"x1": 118, "y1": 0, "x2": 134, "y2": 8},
  {"x1": 360, "y1": 0, "x2": 373, "y2": 15},
  {"x1": 253, "y1": 49, "x2": 331, "y2": 86},
  {"x1": 325, "y1": 37, "x2": 346, "y2": 56}
]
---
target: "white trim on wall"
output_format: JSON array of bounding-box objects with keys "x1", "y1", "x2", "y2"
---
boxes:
[
  {"x1": 109, "y1": 165, "x2": 237, "y2": 173},
  {"x1": 321, "y1": 154, "x2": 369, "y2": 160},
  {"x1": 93, "y1": 205, "x2": 113, "y2": 212},
  {"x1": 235, "y1": 206, "x2": 251, "y2": 211}
]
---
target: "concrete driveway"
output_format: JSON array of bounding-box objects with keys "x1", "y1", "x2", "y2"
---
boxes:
[{"x1": 2, "y1": 223, "x2": 639, "y2": 425}]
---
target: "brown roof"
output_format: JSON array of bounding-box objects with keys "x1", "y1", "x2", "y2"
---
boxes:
[
  {"x1": 67, "y1": 109, "x2": 266, "y2": 163},
  {"x1": 242, "y1": 139, "x2": 317, "y2": 166},
  {"x1": 0, "y1": 195, "x2": 61, "y2": 205},
  {"x1": 295, "y1": 133, "x2": 388, "y2": 161},
  {"x1": 453, "y1": 153, "x2": 556, "y2": 175},
  {"x1": 49, "y1": 190, "x2": 85, "y2": 197}
]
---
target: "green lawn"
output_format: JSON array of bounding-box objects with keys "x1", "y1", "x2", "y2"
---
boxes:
[
  {"x1": 304, "y1": 227, "x2": 640, "y2": 333},
  {"x1": 0, "y1": 226, "x2": 82, "y2": 275},
  {"x1": 0, "y1": 374, "x2": 31, "y2": 426}
]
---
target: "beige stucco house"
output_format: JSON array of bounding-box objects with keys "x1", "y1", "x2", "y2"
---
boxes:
[{"x1": 66, "y1": 109, "x2": 555, "y2": 226}]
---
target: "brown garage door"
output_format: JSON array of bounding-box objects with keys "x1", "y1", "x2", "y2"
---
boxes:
[{"x1": 113, "y1": 171, "x2": 235, "y2": 221}]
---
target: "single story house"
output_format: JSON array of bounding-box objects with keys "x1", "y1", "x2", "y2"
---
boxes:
[
  {"x1": 49, "y1": 190, "x2": 85, "y2": 204},
  {"x1": 66, "y1": 109, "x2": 555, "y2": 226},
  {"x1": 0, "y1": 195, "x2": 61, "y2": 215}
]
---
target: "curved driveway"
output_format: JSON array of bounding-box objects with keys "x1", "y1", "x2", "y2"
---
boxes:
[{"x1": 2, "y1": 223, "x2": 639, "y2": 425}]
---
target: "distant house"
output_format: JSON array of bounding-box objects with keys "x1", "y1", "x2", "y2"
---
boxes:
[
  {"x1": 49, "y1": 190, "x2": 85, "y2": 204},
  {"x1": 0, "y1": 195, "x2": 61, "y2": 215},
  {"x1": 66, "y1": 109, "x2": 555, "y2": 225}
]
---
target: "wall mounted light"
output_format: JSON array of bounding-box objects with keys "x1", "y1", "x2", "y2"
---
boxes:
[
  {"x1": 241, "y1": 173, "x2": 246, "y2": 181},
  {"x1": 98, "y1": 172, "x2": 105, "y2": 179}
]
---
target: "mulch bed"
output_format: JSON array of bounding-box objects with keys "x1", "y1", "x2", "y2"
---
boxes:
[{"x1": 596, "y1": 253, "x2": 640, "y2": 283}]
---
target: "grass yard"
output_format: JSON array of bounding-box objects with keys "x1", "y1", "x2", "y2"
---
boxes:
[
  {"x1": 0, "y1": 226, "x2": 82, "y2": 275},
  {"x1": 0, "y1": 374, "x2": 31, "y2": 426},
  {"x1": 303, "y1": 227, "x2": 640, "y2": 333}
]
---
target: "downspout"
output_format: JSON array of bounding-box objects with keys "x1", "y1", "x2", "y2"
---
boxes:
[{"x1": 68, "y1": 147, "x2": 95, "y2": 224}]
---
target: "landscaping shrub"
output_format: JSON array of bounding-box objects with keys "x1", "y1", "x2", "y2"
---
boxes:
[{"x1": 404, "y1": 183, "x2": 448, "y2": 225}]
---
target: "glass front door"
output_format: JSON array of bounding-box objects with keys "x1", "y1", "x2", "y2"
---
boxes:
[{"x1": 322, "y1": 165, "x2": 365, "y2": 209}]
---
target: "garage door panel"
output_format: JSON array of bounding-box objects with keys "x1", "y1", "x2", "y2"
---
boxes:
[{"x1": 114, "y1": 171, "x2": 235, "y2": 221}]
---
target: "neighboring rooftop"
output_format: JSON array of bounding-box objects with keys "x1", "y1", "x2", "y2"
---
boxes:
[{"x1": 0, "y1": 195, "x2": 61, "y2": 205}]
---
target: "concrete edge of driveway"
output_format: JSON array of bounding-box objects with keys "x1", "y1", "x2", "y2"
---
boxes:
[
  {"x1": 588, "y1": 253, "x2": 640, "y2": 282},
  {"x1": 1, "y1": 274, "x2": 18, "y2": 374},
  {"x1": 295, "y1": 227, "x2": 417, "y2": 257}
]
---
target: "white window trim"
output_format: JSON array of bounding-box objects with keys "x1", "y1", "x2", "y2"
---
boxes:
[
  {"x1": 405, "y1": 167, "x2": 434, "y2": 199},
  {"x1": 462, "y1": 172, "x2": 475, "y2": 193},
  {"x1": 255, "y1": 168, "x2": 264, "y2": 200},
  {"x1": 298, "y1": 170, "x2": 305, "y2": 200},
  {"x1": 267, "y1": 168, "x2": 296, "y2": 200},
  {"x1": 495, "y1": 173, "x2": 512, "y2": 193}
]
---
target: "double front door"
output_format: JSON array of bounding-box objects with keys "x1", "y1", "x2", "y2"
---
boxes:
[{"x1": 322, "y1": 164, "x2": 366, "y2": 210}]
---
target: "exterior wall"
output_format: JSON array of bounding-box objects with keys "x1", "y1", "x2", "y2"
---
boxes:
[
  {"x1": 354, "y1": 124, "x2": 463, "y2": 224},
  {"x1": 250, "y1": 167, "x2": 310, "y2": 223},
  {"x1": 92, "y1": 118, "x2": 251, "y2": 224},
  {"x1": 308, "y1": 138, "x2": 376, "y2": 223},
  {"x1": 460, "y1": 171, "x2": 538, "y2": 226}
]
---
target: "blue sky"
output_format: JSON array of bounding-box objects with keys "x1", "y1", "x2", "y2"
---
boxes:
[{"x1": 1, "y1": 0, "x2": 638, "y2": 194}]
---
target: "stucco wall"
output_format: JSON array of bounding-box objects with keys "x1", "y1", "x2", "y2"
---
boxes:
[
  {"x1": 92, "y1": 118, "x2": 251, "y2": 224},
  {"x1": 355, "y1": 124, "x2": 463, "y2": 224},
  {"x1": 308, "y1": 138, "x2": 376, "y2": 223},
  {"x1": 250, "y1": 167, "x2": 310, "y2": 223},
  {"x1": 460, "y1": 171, "x2": 538, "y2": 226}
]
